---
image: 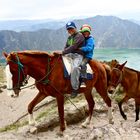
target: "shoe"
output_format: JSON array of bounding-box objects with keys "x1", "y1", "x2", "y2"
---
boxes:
[
  {"x1": 71, "y1": 90, "x2": 78, "y2": 98},
  {"x1": 80, "y1": 82, "x2": 86, "y2": 88}
]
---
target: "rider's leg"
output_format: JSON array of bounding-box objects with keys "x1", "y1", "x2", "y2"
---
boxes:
[
  {"x1": 80, "y1": 58, "x2": 90, "y2": 87},
  {"x1": 70, "y1": 53, "x2": 83, "y2": 98}
]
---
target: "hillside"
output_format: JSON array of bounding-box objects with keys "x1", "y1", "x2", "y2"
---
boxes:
[{"x1": 0, "y1": 16, "x2": 140, "y2": 58}]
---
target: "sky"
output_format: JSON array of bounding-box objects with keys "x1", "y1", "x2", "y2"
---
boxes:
[{"x1": 0, "y1": 0, "x2": 140, "y2": 21}]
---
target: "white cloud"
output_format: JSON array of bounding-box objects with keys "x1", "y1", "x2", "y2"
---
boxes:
[{"x1": 0, "y1": 0, "x2": 140, "y2": 20}]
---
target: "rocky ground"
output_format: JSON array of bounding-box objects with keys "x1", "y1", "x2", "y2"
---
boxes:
[{"x1": 0, "y1": 79, "x2": 140, "y2": 140}]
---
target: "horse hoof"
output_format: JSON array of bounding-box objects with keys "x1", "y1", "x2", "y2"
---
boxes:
[
  {"x1": 64, "y1": 134, "x2": 70, "y2": 140},
  {"x1": 29, "y1": 121, "x2": 37, "y2": 126},
  {"x1": 109, "y1": 119, "x2": 114, "y2": 124},
  {"x1": 56, "y1": 131, "x2": 64, "y2": 137},
  {"x1": 81, "y1": 123, "x2": 87, "y2": 128},
  {"x1": 29, "y1": 126, "x2": 37, "y2": 134},
  {"x1": 123, "y1": 115, "x2": 127, "y2": 120}
]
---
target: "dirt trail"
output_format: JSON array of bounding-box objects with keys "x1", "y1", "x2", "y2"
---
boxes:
[{"x1": 0, "y1": 80, "x2": 140, "y2": 140}]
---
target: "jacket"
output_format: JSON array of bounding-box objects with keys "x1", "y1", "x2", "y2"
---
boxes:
[
  {"x1": 63, "y1": 32, "x2": 85, "y2": 55},
  {"x1": 81, "y1": 35, "x2": 95, "y2": 59}
]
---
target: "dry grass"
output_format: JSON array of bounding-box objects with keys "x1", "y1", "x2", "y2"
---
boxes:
[{"x1": 0, "y1": 66, "x2": 5, "y2": 83}]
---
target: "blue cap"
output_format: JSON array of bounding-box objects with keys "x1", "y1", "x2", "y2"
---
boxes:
[{"x1": 66, "y1": 21, "x2": 76, "y2": 30}]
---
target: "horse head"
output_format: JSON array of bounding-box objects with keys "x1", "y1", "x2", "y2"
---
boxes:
[
  {"x1": 107, "y1": 61, "x2": 127, "y2": 97},
  {"x1": 4, "y1": 52, "x2": 28, "y2": 97}
]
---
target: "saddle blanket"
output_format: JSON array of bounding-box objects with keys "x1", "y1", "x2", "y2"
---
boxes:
[{"x1": 62, "y1": 55, "x2": 93, "y2": 79}]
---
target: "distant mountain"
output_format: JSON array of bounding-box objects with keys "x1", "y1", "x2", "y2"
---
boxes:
[
  {"x1": 0, "y1": 16, "x2": 140, "y2": 58},
  {"x1": 130, "y1": 19, "x2": 140, "y2": 25},
  {"x1": 76, "y1": 16, "x2": 140, "y2": 48}
]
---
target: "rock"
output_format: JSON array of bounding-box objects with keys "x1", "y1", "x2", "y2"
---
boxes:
[{"x1": 89, "y1": 128, "x2": 104, "y2": 140}]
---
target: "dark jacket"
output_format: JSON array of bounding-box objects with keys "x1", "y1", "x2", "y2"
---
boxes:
[
  {"x1": 63, "y1": 32, "x2": 85, "y2": 55},
  {"x1": 81, "y1": 35, "x2": 95, "y2": 59}
]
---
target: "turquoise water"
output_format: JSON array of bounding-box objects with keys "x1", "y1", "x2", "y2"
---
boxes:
[
  {"x1": 94, "y1": 48, "x2": 140, "y2": 71},
  {"x1": 0, "y1": 48, "x2": 140, "y2": 71}
]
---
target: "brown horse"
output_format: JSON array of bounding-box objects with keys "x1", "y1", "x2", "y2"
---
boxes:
[
  {"x1": 4, "y1": 51, "x2": 113, "y2": 135},
  {"x1": 107, "y1": 61, "x2": 140, "y2": 121}
]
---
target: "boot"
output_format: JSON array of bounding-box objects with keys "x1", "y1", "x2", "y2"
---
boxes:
[{"x1": 71, "y1": 90, "x2": 78, "y2": 98}]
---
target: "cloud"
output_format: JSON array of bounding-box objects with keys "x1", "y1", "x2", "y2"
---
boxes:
[{"x1": 0, "y1": 0, "x2": 140, "y2": 20}]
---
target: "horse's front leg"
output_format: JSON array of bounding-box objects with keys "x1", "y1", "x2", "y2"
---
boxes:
[
  {"x1": 28, "y1": 92, "x2": 47, "y2": 126},
  {"x1": 118, "y1": 101, "x2": 127, "y2": 120},
  {"x1": 82, "y1": 90, "x2": 95, "y2": 128},
  {"x1": 118, "y1": 96, "x2": 130, "y2": 120},
  {"x1": 135, "y1": 99, "x2": 140, "y2": 122},
  {"x1": 56, "y1": 94, "x2": 65, "y2": 136}
]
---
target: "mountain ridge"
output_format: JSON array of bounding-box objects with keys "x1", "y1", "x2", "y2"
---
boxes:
[{"x1": 0, "y1": 15, "x2": 140, "y2": 58}]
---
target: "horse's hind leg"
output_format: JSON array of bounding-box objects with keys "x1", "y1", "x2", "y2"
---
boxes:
[
  {"x1": 82, "y1": 90, "x2": 95, "y2": 128},
  {"x1": 28, "y1": 92, "x2": 47, "y2": 125},
  {"x1": 96, "y1": 87, "x2": 114, "y2": 124},
  {"x1": 102, "y1": 94, "x2": 114, "y2": 124}
]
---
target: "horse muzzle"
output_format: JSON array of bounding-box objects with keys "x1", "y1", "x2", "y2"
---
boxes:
[{"x1": 107, "y1": 86, "x2": 115, "y2": 94}]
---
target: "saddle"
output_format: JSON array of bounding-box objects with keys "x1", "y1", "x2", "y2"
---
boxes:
[{"x1": 62, "y1": 55, "x2": 93, "y2": 79}]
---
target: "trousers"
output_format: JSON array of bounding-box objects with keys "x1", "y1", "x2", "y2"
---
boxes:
[
  {"x1": 80, "y1": 58, "x2": 90, "y2": 79},
  {"x1": 64, "y1": 53, "x2": 83, "y2": 90}
]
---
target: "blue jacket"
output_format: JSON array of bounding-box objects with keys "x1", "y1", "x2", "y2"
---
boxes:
[{"x1": 81, "y1": 35, "x2": 95, "y2": 59}]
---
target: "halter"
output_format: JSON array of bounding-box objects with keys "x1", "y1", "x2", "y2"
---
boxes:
[
  {"x1": 110, "y1": 67, "x2": 123, "y2": 87},
  {"x1": 7, "y1": 53, "x2": 61, "y2": 91},
  {"x1": 7, "y1": 53, "x2": 28, "y2": 90}
]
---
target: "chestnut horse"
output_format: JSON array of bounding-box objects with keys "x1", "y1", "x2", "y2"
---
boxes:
[
  {"x1": 4, "y1": 51, "x2": 113, "y2": 134},
  {"x1": 108, "y1": 61, "x2": 140, "y2": 121}
]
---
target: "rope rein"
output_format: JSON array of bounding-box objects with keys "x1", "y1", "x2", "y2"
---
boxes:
[
  {"x1": 7, "y1": 53, "x2": 111, "y2": 118},
  {"x1": 7, "y1": 54, "x2": 60, "y2": 90},
  {"x1": 8, "y1": 53, "x2": 86, "y2": 116}
]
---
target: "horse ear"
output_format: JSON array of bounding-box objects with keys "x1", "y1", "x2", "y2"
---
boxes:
[
  {"x1": 119, "y1": 61, "x2": 127, "y2": 70},
  {"x1": 3, "y1": 52, "x2": 8, "y2": 58}
]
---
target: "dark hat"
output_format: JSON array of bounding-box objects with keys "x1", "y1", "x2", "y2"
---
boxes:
[{"x1": 66, "y1": 21, "x2": 76, "y2": 29}]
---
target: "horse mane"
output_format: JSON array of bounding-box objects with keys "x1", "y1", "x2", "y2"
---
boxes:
[
  {"x1": 115, "y1": 63, "x2": 140, "y2": 73},
  {"x1": 6, "y1": 51, "x2": 62, "y2": 64},
  {"x1": 7, "y1": 50, "x2": 62, "y2": 61},
  {"x1": 18, "y1": 50, "x2": 54, "y2": 57},
  {"x1": 125, "y1": 66, "x2": 140, "y2": 73}
]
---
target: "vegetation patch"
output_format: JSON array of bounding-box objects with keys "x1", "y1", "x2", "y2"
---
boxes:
[
  {"x1": 0, "y1": 100, "x2": 58, "y2": 132},
  {"x1": 0, "y1": 121, "x2": 28, "y2": 132},
  {"x1": 0, "y1": 93, "x2": 95, "y2": 132},
  {"x1": 0, "y1": 65, "x2": 5, "y2": 83}
]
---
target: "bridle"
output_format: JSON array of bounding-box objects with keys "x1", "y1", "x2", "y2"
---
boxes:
[
  {"x1": 109, "y1": 67, "x2": 123, "y2": 88},
  {"x1": 7, "y1": 53, "x2": 29, "y2": 90},
  {"x1": 7, "y1": 53, "x2": 61, "y2": 91}
]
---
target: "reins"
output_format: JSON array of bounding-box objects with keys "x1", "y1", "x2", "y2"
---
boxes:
[
  {"x1": 7, "y1": 53, "x2": 28, "y2": 90},
  {"x1": 7, "y1": 53, "x2": 60, "y2": 90},
  {"x1": 8, "y1": 53, "x2": 85, "y2": 116},
  {"x1": 48, "y1": 82, "x2": 85, "y2": 116},
  {"x1": 20, "y1": 54, "x2": 61, "y2": 90}
]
